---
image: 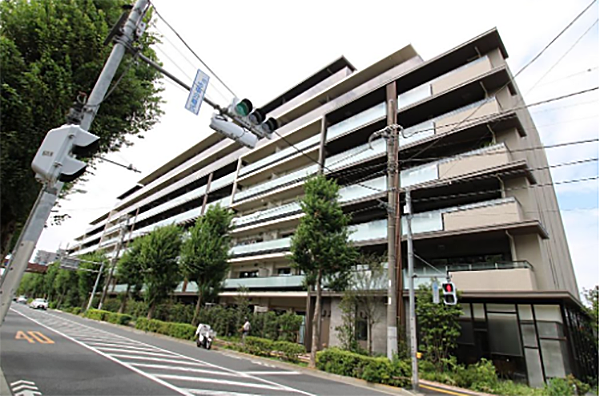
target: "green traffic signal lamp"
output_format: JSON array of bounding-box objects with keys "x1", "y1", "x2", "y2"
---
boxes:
[{"x1": 234, "y1": 99, "x2": 253, "y2": 117}]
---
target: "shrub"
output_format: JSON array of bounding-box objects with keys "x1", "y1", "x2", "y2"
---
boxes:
[
  {"x1": 316, "y1": 347, "x2": 410, "y2": 388},
  {"x1": 101, "y1": 298, "x2": 121, "y2": 313},
  {"x1": 546, "y1": 378, "x2": 574, "y2": 396},
  {"x1": 125, "y1": 299, "x2": 148, "y2": 319},
  {"x1": 277, "y1": 312, "x2": 303, "y2": 343},
  {"x1": 135, "y1": 317, "x2": 196, "y2": 341},
  {"x1": 273, "y1": 340, "x2": 305, "y2": 362},
  {"x1": 567, "y1": 374, "x2": 591, "y2": 396},
  {"x1": 85, "y1": 309, "x2": 132, "y2": 325},
  {"x1": 72, "y1": 307, "x2": 82, "y2": 315},
  {"x1": 244, "y1": 336, "x2": 274, "y2": 357},
  {"x1": 105, "y1": 312, "x2": 133, "y2": 325},
  {"x1": 85, "y1": 309, "x2": 110, "y2": 321}
]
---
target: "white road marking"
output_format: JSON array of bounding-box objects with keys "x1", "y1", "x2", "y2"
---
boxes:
[
  {"x1": 97, "y1": 347, "x2": 181, "y2": 358},
  {"x1": 12, "y1": 308, "x2": 317, "y2": 396},
  {"x1": 153, "y1": 374, "x2": 296, "y2": 392},
  {"x1": 241, "y1": 371, "x2": 301, "y2": 375},
  {"x1": 131, "y1": 364, "x2": 242, "y2": 377},
  {"x1": 11, "y1": 309, "x2": 193, "y2": 396},
  {"x1": 85, "y1": 342, "x2": 160, "y2": 352},
  {"x1": 184, "y1": 389, "x2": 262, "y2": 396}
]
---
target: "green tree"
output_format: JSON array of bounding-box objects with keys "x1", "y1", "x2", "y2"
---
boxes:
[
  {"x1": 415, "y1": 283, "x2": 462, "y2": 371},
  {"x1": 53, "y1": 268, "x2": 79, "y2": 308},
  {"x1": 139, "y1": 225, "x2": 182, "y2": 319},
  {"x1": 43, "y1": 262, "x2": 61, "y2": 301},
  {"x1": 17, "y1": 272, "x2": 44, "y2": 297},
  {"x1": 115, "y1": 238, "x2": 145, "y2": 313},
  {"x1": 0, "y1": 0, "x2": 163, "y2": 258},
  {"x1": 584, "y1": 285, "x2": 599, "y2": 335},
  {"x1": 180, "y1": 205, "x2": 233, "y2": 325},
  {"x1": 291, "y1": 175, "x2": 357, "y2": 368},
  {"x1": 77, "y1": 252, "x2": 107, "y2": 309}
]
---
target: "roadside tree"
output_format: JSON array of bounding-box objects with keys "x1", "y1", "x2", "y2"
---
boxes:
[
  {"x1": 0, "y1": 0, "x2": 163, "y2": 258},
  {"x1": 180, "y1": 204, "x2": 233, "y2": 325},
  {"x1": 139, "y1": 225, "x2": 182, "y2": 319},
  {"x1": 291, "y1": 175, "x2": 357, "y2": 368}
]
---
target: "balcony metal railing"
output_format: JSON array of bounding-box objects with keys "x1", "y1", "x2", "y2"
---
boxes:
[{"x1": 223, "y1": 275, "x2": 304, "y2": 289}]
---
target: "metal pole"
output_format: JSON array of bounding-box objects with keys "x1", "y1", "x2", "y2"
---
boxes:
[
  {"x1": 86, "y1": 260, "x2": 106, "y2": 312},
  {"x1": 98, "y1": 217, "x2": 129, "y2": 309},
  {"x1": 0, "y1": 0, "x2": 149, "y2": 326},
  {"x1": 406, "y1": 189, "x2": 419, "y2": 391},
  {"x1": 386, "y1": 84, "x2": 399, "y2": 359}
]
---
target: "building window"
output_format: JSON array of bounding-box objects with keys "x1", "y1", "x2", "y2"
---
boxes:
[
  {"x1": 277, "y1": 268, "x2": 292, "y2": 276},
  {"x1": 356, "y1": 318, "x2": 368, "y2": 341}
]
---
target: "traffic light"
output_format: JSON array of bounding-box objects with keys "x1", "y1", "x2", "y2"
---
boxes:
[
  {"x1": 228, "y1": 98, "x2": 279, "y2": 139},
  {"x1": 441, "y1": 281, "x2": 457, "y2": 306},
  {"x1": 31, "y1": 124, "x2": 99, "y2": 184},
  {"x1": 209, "y1": 114, "x2": 258, "y2": 149}
]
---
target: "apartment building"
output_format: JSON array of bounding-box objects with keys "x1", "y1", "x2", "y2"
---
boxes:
[{"x1": 69, "y1": 28, "x2": 596, "y2": 386}]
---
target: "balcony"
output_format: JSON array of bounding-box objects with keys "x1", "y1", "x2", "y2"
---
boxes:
[
  {"x1": 223, "y1": 275, "x2": 304, "y2": 290},
  {"x1": 230, "y1": 237, "x2": 292, "y2": 257},
  {"x1": 403, "y1": 261, "x2": 535, "y2": 291}
]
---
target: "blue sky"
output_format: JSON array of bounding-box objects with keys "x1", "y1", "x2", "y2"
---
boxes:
[{"x1": 34, "y1": 0, "x2": 599, "y2": 295}]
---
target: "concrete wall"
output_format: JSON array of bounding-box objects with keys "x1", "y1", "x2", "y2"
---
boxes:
[
  {"x1": 513, "y1": 234, "x2": 555, "y2": 291},
  {"x1": 439, "y1": 145, "x2": 511, "y2": 180},
  {"x1": 443, "y1": 201, "x2": 521, "y2": 231},
  {"x1": 451, "y1": 268, "x2": 537, "y2": 291}
]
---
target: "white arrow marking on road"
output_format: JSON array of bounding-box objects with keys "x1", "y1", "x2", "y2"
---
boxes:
[
  {"x1": 13, "y1": 384, "x2": 39, "y2": 392},
  {"x1": 10, "y1": 380, "x2": 35, "y2": 386},
  {"x1": 15, "y1": 391, "x2": 42, "y2": 396}
]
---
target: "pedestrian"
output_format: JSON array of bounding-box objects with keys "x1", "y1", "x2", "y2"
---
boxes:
[{"x1": 241, "y1": 318, "x2": 251, "y2": 344}]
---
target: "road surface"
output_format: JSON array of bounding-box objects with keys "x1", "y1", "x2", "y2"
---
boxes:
[{"x1": 2, "y1": 305, "x2": 407, "y2": 396}]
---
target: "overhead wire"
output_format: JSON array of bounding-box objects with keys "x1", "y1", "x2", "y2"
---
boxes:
[{"x1": 150, "y1": 1, "x2": 238, "y2": 98}]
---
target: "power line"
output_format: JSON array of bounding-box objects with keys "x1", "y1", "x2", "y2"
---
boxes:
[
  {"x1": 536, "y1": 66, "x2": 598, "y2": 87},
  {"x1": 525, "y1": 18, "x2": 599, "y2": 97},
  {"x1": 150, "y1": 1, "x2": 238, "y2": 98}
]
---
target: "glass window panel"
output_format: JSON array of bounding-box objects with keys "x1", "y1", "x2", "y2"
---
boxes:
[
  {"x1": 534, "y1": 305, "x2": 563, "y2": 323},
  {"x1": 519, "y1": 304, "x2": 533, "y2": 321},
  {"x1": 524, "y1": 348, "x2": 545, "y2": 388},
  {"x1": 400, "y1": 163, "x2": 439, "y2": 188},
  {"x1": 537, "y1": 322, "x2": 564, "y2": 338},
  {"x1": 540, "y1": 339, "x2": 569, "y2": 378},
  {"x1": 461, "y1": 303, "x2": 472, "y2": 319},
  {"x1": 473, "y1": 303, "x2": 485, "y2": 320},
  {"x1": 487, "y1": 312, "x2": 522, "y2": 356},
  {"x1": 487, "y1": 303, "x2": 516, "y2": 313},
  {"x1": 521, "y1": 324, "x2": 538, "y2": 348}
]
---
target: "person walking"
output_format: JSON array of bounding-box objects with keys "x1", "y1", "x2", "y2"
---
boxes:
[{"x1": 241, "y1": 318, "x2": 251, "y2": 344}]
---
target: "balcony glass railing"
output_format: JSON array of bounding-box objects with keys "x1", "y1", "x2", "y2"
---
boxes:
[
  {"x1": 230, "y1": 237, "x2": 292, "y2": 256},
  {"x1": 236, "y1": 164, "x2": 319, "y2": 201},
  {"x1": 397, "y1": 84, "x2": 432, "y2": 110},
  {"x1": 327, "y1": 102, "x2": 386, "y2": 141},
  {"x1": 349, "y1": 219, "x2": 387, "y2": 243},
  {"x1": 223, "y1": 275, "x2": 305, "y2": 289},
  {"x1": 240, "y1": 134, "x2": 321, "y2": 177},
  {"x1": 233, "y1": 202, "x2": 302, "y2": 228},
  {"x1": 338, "y1": 176, "x2": 386, "y2": 203},
  {"x1": 325, "y1": 138, "x2": 386, "y2": 170}
]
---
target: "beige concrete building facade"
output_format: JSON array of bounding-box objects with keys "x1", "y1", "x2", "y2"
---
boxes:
[{"x1": 69, "y1": 29, "x2": 596, "y2": 386}]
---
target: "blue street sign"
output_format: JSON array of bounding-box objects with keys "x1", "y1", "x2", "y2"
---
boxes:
[
  {"x1": 432, "y1": 278, "x2": 440, "y2": 304},
  {"x1": 185, "y1": 69, "x2": 210, "y2": 115}
]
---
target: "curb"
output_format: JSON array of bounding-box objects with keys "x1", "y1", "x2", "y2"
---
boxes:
[
  {"x1": 0, "y1": 365, "x2": 12, "y2": 396},
  {"x1": 419, "y1": 380, "x2": 496, "y2": 396}
]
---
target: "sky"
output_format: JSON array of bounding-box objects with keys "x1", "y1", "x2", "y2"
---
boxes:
[{"x1": 33, "y1": 0, "x2": 599, "y2": 294}]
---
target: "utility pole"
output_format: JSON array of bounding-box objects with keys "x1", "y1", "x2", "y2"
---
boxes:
[
  {"x1": 406, "y1": 188, "x2": 419, "y2": 391},
  {"x1": 0, "y1": 0, "x2": 149, "y2": 326},
  {"x1": 98, "y1": 216, "x2": 129, "y2": 310},
  {"x1": 385, "y1": 83, "x2": 399, "y2": 359}
]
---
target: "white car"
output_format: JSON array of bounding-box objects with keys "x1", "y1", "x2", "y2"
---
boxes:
[
  {"x1": 16, "y1": 296, "x2": 28, "y2": 304},
  {"x1": 29, "y1": 298, "x2": 48, "y2": 310}
]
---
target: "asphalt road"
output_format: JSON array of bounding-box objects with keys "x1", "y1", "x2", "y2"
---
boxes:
[{"x1": 2, "y1": 305, "x2": 406, "y2": 396}]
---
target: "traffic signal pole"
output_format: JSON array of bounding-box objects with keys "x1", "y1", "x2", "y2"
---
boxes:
[
  {"x1": 406, "y1": 188, "x2": 419, "y2": 391},
  {"x1": 0, "y1": 0, "x2": 150, "y2": 326}
]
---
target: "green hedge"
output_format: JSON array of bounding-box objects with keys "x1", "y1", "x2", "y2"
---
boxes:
[
  {"x1": 316, "y1": 347, "x2": 410, "y2": 387},
  {"x1": 135, "y1": 317, "x2": 196, "y2": 341},
  {"x1": 238, "y1": 336, "x2": 306, "y2": 362},
  {"x1": 84, "y1": 309, "x2": 132, "y2": 325},
  {"x1": 273, "y1": 340, "x2": 305, "y2": 362}
]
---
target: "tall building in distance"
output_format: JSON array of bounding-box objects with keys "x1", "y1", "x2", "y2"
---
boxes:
[{"x1": 69, "y1": 28, "x2": 596, "y2": 386}]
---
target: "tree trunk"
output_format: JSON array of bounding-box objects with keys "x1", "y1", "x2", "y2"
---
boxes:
[
  {"x1": 147, "y1": 301, "x2": 156, "y2": 320},
  {"x1": 309, "y1": 270, "x2": 322, "y2": 368},
  {"x1": 118, "y1": 285, "x2": 131, "y2": 314},
  {"x1": 367, "y1": 321, "x2": 373, "y2": 356},
  {"x1": 192, "y1": 289, "x2": 203, "y2": 326}
]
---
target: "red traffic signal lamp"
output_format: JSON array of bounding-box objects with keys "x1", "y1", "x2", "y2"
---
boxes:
[{"x1": 441, "y1": 281, "x2": 457, "y2": 306}]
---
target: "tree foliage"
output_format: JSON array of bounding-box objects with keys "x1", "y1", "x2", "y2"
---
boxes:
[
  {"x1": 583, "y1": 285, "x2": 599, "y2": 336},
  {"x1": 416, "y1": 283, "x2": 463, "y2": 371},
  {"x1": 77, "y1": 251, "x2": 108, "y2": 308},
  {"x1": 115, "y1": 237, "x2": 145, "y2": 312},
  {"x1": 137, "y1": 225, "x2": 182, "y2": 319},
  {"x1": 180, "y1": 204, "x2": 233, "y2": 324},
  {"x1": 291, "y1": 175, "x2": 357, "y2": 367},
  {"x1": 0, "y1": 0, "x2": 163, "y2": 258}
]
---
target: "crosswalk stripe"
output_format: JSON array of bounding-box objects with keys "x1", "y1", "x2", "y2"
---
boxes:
[
  {"x1": 153, "y1": 374, "x2": 292, "y2": 392},
  {"x1": 86, "y1": 342, "x2": 160, "y2": 352},
  {"x1": 184, "y1": 389, "x2": 263, "y2": 396},
  {"x1": 131, "y1": 364, "x2": 241, "y2": 377},
  {"x1": 110, "y1": 355, "x2": 209, "y2": 367},
  {"x1": 96, "y1": 347, "x2": 180, "y2": 358}
]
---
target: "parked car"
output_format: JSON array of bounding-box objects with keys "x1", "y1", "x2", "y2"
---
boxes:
[
  {"x1": 29, "y1": 298, "x2": 48, "y2": 310},
  {"x1": 16, "y1": 296, "x2": 28, "y2": 304}
]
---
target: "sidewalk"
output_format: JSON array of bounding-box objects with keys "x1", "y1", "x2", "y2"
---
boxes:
[{"x1": 1, "y1": 365, "x2": 12, "y2": 396}]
